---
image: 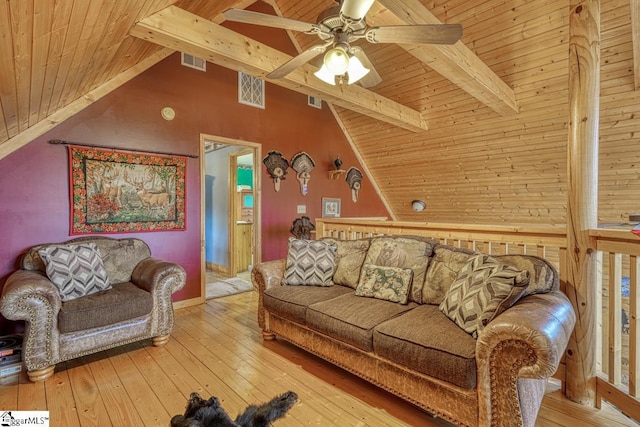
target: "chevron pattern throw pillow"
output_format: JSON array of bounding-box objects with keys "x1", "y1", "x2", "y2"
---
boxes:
[
  {"x1": 439, "y1": 254, "x2": 530, "y2": 338},
  {"x1": 39, "y1": 243, "x2": 112, "y2": 302},
  {"x1": 283, "y1": 238, "x2": 337, "y2": 286}
]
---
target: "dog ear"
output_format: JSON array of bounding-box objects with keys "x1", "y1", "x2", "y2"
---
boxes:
[{"x1": 170, "y1": 414, "x2": 192, "y2": 427}]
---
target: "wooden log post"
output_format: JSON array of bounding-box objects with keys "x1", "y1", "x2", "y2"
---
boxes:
[{"x1": 565, "y1": 0, "x2": 600, "y2": 406}]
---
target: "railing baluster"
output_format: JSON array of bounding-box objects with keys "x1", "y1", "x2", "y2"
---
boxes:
[
  {"x1": 609, "y1": 252, "x2": 623, "y2": 385},
  {"x1": 631, "y1": 255, "x2": 640, "y2": 397},
  {"x1": 596, "y1": 250, "x2": 604, "y2": 375}
]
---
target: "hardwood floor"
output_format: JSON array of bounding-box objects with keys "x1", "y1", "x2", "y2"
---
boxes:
[{"x1": 0, "y1": 291, "x2": 637, "y2": 426}]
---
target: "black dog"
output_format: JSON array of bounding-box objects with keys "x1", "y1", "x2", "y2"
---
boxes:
[{"x1": 170, "y1": 391, "x2": 298, "y2": 427}]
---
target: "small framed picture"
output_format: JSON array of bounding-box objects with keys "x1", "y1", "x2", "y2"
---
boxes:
[{"x1": 322, "y1": 198, "x2": 341, "y2": 218}]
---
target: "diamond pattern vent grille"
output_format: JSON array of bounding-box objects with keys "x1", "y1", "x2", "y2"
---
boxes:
[{"x1": 238, "y1": 72, "x2": 265, "y2": 109}]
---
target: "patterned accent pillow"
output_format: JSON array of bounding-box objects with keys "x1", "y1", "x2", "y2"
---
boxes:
[
  {"x1": 363, "y1": 236, "x2": 436, "y2": 303},
  {"x1": 321, "y1": 238, "x2": 371, "y2": 288},
  {"x1": 422, "y1": 245, "x2": 478, "y2": 305},
  {"x1": 38, "y1": 243, "x2": 112, "y2": 302},
  {"x1": 439, "y1": 254, "x2": 530, "y2": 338},
  {"x1": 355, "y1": 264, "x2": 414, "y2": 304},
  {"x1": 283, "y1": 238, "x2": 337, "y2": 286}
]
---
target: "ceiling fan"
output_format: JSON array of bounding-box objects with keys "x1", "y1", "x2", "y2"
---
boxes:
[{"x1": 223, "y1": 0, "x2": 462, "y2": 87}]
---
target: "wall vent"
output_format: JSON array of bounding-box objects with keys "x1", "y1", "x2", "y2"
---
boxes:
[
  {"x1": 308, "y1": 96, "x2": 322, "y2": 109},
  {"x1": 238, "y1": 72, "x2": 265, "y2": 109},
  {"x1": 181, "y1": 53, "x2": 206, "y2": 71}
]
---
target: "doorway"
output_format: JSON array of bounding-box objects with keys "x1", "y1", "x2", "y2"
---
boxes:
[{"x1": 200, "y1": 134, "x2": 261, "y2": 300}]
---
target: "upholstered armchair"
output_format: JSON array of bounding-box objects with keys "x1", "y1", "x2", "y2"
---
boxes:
[{"x1": 0, "y1": 236, "x2": 186, "y2": 382}]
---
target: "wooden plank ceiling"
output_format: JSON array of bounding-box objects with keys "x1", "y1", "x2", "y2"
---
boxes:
[
  {"x1": 0, "y1": 0, "x2": 518, "y2": 155},
  {"x1": 3, "y1": 0, "x2": 636, "y2": 220}
]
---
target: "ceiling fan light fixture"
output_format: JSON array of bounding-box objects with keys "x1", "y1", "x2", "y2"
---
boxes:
[
  {"x1": 314, "y1": 64, "x2": 337, "y2": 85},
  {"x1": 323, "y1": 46, "x2": 349, "y2": 75},
  {"x1": 346, "y1": 55, "x2": 370, "y2": 84}
]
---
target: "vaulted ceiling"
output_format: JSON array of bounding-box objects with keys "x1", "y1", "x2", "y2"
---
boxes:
[
  {"x1": 0, "y1": 0, "x2": 517, "y2": 155},
  {"x1": 1, "y1": 0, "x2": 637, "y2": 221}
]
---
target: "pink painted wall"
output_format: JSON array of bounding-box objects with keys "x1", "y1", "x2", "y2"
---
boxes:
[{"x1": 0, "y1": 2, "x2": 389, "y2": 333}]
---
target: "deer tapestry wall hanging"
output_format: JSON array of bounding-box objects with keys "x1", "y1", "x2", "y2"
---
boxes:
[{"x1": 68, "y1": 146, "x2": 186, "y2": 234}]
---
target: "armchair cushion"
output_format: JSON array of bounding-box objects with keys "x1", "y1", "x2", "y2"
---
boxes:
[
  {"x1": 58, "y1": 282, "x2": 153, "y2": 333},
  {"x1": 39, "y1": 243, "x2": 111, "y2": 301}
]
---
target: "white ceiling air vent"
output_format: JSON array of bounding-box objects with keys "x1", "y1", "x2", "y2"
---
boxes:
[
  {"x1": 181, "y1": 53, "x2": 206, "y2": 71},
  {"x1": 308, "y1": 95, "x2": 322, "y2": 109}
]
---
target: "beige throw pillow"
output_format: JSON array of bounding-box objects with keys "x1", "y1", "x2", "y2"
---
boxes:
[
  {"x1": 321, "y1": 238, "x2": 371, "y2": 288},
  {"x1": 422, "y1": 245, "x2": 477, "y2": 305}
]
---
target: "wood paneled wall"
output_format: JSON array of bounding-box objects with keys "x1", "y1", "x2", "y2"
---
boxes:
[{"x1": 274, "y1": 0, "x2": 640, "y2": 225}]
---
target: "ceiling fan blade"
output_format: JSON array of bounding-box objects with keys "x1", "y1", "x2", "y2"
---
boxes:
[
  {"x1": 267, "y1": 44, "x2": 329, "y2": 79},
  {"x1": 350, "y1": 47, "x2": 382, "y2": 88},
  {"x1": 340, "y1": 0, "x2": 376, "y2": 22},
  {"x1": 366, "y1": 24, "x2": 463, "y2": 45},
  {"x1": 223, "y1": 8, "x2": 317, "y2": 33}
]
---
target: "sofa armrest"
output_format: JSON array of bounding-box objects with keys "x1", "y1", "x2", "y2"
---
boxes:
[
  {"x1": 0, "y1": 270, "x2": 63, "y2": 370},
  {"x1": 131, "y1": 257, "x2": 186, "y2": 336},
  {"x1": 475, "y1": 291, "x2": 576, "y2": 427},
  {"x1": 251, "y1": 259, "x2": 285, "y2": 329},
  {"x1": 252, "y1": 260, "x2": 286, "y2": 292}
]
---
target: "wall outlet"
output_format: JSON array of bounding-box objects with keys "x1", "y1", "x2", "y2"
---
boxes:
[{"x1": 297, "y1": 205, "x2": 306, "y2": 214}]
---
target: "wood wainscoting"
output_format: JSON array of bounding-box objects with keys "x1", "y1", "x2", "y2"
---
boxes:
[{"x1": 0, "y1": 292, "x2": 635, "y2": 426}]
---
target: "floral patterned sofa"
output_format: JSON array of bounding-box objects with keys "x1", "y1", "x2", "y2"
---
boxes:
[{"x1": 252, "y1": 235, "x2": 576, "y2": 427}]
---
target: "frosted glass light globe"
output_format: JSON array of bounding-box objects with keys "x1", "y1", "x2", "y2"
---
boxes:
[{"x1": 324, "y1": 47, "x2": 349, "y2": 75}]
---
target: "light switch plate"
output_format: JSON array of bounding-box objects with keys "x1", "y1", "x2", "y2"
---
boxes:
[{"x1": 297, "y1": 205, "x2": 306, "y2": 214}]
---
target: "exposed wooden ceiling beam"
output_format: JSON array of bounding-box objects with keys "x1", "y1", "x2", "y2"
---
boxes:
[
  {"x1": 631, "y1": 0, "x2": 640, "y2": 89},
  {"x1": 373, "y1": 0, "x2": 519, "y2": 115},
  {"x1": 130, "y1": 6, "x2": 428, "y2": 132}
]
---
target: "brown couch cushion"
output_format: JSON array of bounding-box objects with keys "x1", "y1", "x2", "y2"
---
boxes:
[
  {"x1": 321, "y1": 238, "x2": 371, "y2": 288},
  {"x1": 263, "y1": 285, "x2": 352, "y2": 325},
  {"x1": 58, "y1": 282, "x2": 153, "y2": 333},
  {"x1": 422, "y1": 245, "x2": 478, "y2": 305},
  {"x1": 364, "y1": 236, "x2": 436, "y2": 304},
  {"x1": 492, "y1": 254, "x2": 558, "y2": 296},
  {"x1": 373, "y1": 304, "x2": 477, "y2": 389},
  {"x1": 306, "y1": 294, "x2": 416, "y2": 352}
]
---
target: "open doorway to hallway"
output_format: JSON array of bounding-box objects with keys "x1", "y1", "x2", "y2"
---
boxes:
[{"x1": 201, "y1": 135, "x2": 261, "y2": 300}]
